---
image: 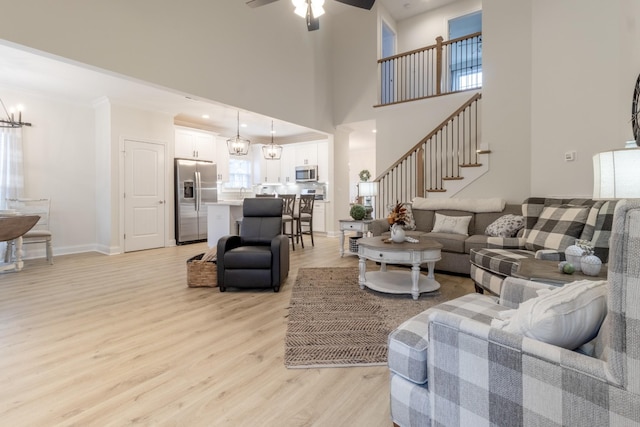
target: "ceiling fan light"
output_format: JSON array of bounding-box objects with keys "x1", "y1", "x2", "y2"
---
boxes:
[
  {"x1": 294, "y1": 5, "x2": 307, "y2": 17},
  {"x1": 311, "y1": 3, "x2": 325, "y2": 18},
  {"x1": 292, "y1": 0, "x2": 307, "y2": 17}
]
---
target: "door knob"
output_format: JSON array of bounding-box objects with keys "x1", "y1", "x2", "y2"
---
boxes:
[{"x1": 159, "y1": 200, "x2": 165, "y2": 204}]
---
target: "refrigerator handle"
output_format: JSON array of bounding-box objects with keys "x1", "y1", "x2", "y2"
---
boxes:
[{"x1": 195, "y1": 171, "x2": 201, "y2": 212}]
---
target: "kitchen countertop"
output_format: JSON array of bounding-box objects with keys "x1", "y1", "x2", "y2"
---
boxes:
[{"x1": 207, "y1": 200, "x2": 244, "y2": 206}]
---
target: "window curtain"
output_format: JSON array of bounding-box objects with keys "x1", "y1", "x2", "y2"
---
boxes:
[{"x1": 0, "y1": 127, "x2": 24, "y2": 208}]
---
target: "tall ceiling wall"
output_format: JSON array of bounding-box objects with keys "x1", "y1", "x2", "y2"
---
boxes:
[{"x1": 0, "y1": 0, "x2": 336, "y2": 134}]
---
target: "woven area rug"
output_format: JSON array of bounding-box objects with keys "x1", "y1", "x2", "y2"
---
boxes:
[{"x1": 284, "y1": 266, "x2": 472, "y2": 369}]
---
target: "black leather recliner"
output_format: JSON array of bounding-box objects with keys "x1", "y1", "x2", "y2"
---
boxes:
[{"x1": 217, "y1": 198, "x2": 289, "y2": 292}]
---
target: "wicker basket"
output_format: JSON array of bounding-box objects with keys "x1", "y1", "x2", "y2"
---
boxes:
[
  {"x1": 187, "y1": 254, "x2": 217, "y2": 287},
  {"x1": 349, "y1": 236, "x2": 361, "y2": 253}
]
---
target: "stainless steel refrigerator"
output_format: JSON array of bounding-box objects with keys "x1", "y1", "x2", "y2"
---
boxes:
[{"x1": 175, "y1": 159, "x2": 217, "y2": 244}]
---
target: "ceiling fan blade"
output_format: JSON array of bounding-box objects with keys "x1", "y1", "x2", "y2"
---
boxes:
[
  {"x1": 307, "y1": 13, "x2": 320, "y2": 31},
  {"x1": 334, "y1": 0, "x2": 375, "y2": 10},
  {"x1": 245, "y1": 0, "x2": 279, "y2": 8}
]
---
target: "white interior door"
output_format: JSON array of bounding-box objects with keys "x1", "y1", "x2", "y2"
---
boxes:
[{"x1": 124, "y1": 140, "x2": 166, "y2": 252}]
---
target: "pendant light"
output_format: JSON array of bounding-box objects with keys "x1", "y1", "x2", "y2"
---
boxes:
[
  {"x1": 227, "y1": 111, "x2": 251, "y2": 156},
  {"x1": 262, "y1": 120, "x2": 283, "y2": 160}
]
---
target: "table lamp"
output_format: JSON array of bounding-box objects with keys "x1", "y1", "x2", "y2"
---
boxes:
[
  {"x1": 593, "y1": 147, "x2": 640, "y2": 199},
  {"x1": 358, "y1": 181, "x2": 378, "y2": 220}
]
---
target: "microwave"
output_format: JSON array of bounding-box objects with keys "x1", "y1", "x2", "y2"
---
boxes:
[{"x1": 295, "y1": 165, "x2": 318, "y2": 182}]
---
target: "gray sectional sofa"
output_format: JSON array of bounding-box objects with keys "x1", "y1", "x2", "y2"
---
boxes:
[
  {"x1": 470, "y1": 197, "x2": 618, "y2": 295},
  {"x1": 370, "y1": 198, "x2": 522, "y2": 275},
  {"x1": 387, "y1": 199, "x2": 640, "y2": 427}
]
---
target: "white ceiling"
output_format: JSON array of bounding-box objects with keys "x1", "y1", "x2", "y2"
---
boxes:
[
  {"x1": 0, "y1": 1, "x2": 454, "y2": 142},
  {"x1": 379, "y1": 0, "x2": 458, "y2": 21}
]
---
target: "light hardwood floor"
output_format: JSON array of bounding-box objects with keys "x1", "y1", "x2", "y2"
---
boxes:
[{"x1": 0, "y1": 235, "x2": 474, "y2": 426}]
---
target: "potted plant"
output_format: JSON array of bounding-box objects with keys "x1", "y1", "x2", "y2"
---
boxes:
[{"x1": 350, "y1": 204, "x2": 366, "y2": 220}]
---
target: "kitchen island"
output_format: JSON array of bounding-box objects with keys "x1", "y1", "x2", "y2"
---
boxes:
[{"x1": 207, "y1": 201, "x2": 243, "y2": 248}]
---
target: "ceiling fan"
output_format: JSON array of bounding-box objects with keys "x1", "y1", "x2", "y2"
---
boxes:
[{"x1": 246, "y1": 0, "x2": 375, "y2": 31}]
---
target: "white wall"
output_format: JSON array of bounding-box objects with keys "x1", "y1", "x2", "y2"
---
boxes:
[
  {"x1": 454, "y1": 0, "x2": 533, "y2": 203},
  {"x1": 109, "y1": 103, "x2": 175, "y2": 254},
  {"x1": 0, "y1": 0, "x2": 335, "y2": 135},
  {"x1": 1, "y1": 87, "x2": 97, "y2": 258},
  {"x1": 397, "y1": 0, "x2": 482, "y2": 52},
  {"x1": 528, "y1": 0, "x2": 634, "y2": 197}
]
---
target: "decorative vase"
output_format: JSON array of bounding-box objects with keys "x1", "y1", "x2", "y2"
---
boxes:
[
  {"x1": 581, "y1": 254, "x2": 602, "y2": 276},
  {"x1": 390, "y1": 223, "x2": 406, "y2": 243},
  {"x1": 564, "y1": 245, "x2": 584, "y2": 272}
]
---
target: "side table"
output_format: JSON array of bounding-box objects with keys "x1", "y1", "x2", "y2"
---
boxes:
[{"x1": 338, "y1": 219, "x2": 373, "y2": 257}]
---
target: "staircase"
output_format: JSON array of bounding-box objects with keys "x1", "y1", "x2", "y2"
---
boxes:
[{"x1": 374, "y1": 92, "x2": 487, "y2": 218}]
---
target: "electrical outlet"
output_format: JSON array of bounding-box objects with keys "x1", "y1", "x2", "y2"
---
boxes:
[{"x1": 564, "y1": 151, "x2": 577, "y2": 162}]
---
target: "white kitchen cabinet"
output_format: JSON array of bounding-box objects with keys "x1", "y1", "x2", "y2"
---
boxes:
[
  {"x1": 312, "y1": 201, "x2": 326, "y2": 232},
  {"x1": 316, "y1": 140, "x2": 328, "y2": 183},
  {"x1": 175, "y1": 127, "x2": 216, "y2": 161},
  {"x1": 294, "y1": 142, "x2": 318, "y2": 167},
  {"x1": 215, "y1": 137, "x2": 230, "y2": 182},
  {"x1": 259, "y1": 154, "x2": 281, "y2": 184},
  {"x1": 251, "y1": 145, "x2": 280, "y2": 185},
  {"x1": 280, "y1": 145, "x2": 296, "y2": 184}
]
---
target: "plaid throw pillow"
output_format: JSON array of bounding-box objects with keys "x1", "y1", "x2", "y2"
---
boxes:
[{"x1": 525, "y1": 204, "x2": 590, "y2": 252}]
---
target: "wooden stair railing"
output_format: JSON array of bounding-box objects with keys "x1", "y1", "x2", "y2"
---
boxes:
[
  {"x1": 377, "y1": 32, "x2": 482, "y2": 106},
  {"x1": 374, "y1": 92, "x2": 483, "y2": 218}
]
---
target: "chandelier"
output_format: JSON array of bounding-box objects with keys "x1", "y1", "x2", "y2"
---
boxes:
[
  {"x1": 227, "y1": 111, "x2": 251, "y2": 156},
  {"x1": 262, "y1": 120, "x2": 283, "y2": 160},
  {"x1": 0, "y1": 98, "x2": 31, "y2": 128},
  {"x1": 292, "y1": 0, "x2": 325, "y2": 19}
]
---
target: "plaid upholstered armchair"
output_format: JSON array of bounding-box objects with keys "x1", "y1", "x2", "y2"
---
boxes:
[{"x1": 388, "y1": 199, "x2": 640, "y2": 426}]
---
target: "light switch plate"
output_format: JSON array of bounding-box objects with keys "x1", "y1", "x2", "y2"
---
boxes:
[{"x1": 564, "y1": 151, "x2": 577, "y2": 161}]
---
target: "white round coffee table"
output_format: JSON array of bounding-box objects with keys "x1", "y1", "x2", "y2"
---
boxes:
[{"x1": 357, "y1": 236, "x2": 443, "y2": 300}]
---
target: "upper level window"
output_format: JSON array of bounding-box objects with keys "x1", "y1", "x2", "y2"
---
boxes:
[{"x1": 448, "y1": 11, "x2": 482, "y2": 92}]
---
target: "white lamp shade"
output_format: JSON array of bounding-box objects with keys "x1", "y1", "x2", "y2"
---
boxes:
[
  {"x1": 358, "y1": 181, "x2": 378, "y2": 197},
  {"x1": 593, "y1": 147, "x2": 640, "y2": 199}
]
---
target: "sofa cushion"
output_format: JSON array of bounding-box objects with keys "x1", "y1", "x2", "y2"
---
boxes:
[
  {"x1": 423, "y1": 232, "x2": 467, "y2": 253},
  {"x1": 465, "y1": 234, "x2": 490, "y2": 254},
  {"x1": 491, "y1": 279, "x2": 607, "y2": 349},
  {"x1": 411, "y1": 209, "x2": 434, "y2": 232},
  {"x1": 432, "y1": 213, "x2": 472, "y2": 235},
  {"x1": 522, "y1": 198, "x2": 596, "y2": 240},
  {"x1": 473, "y1": 204, "x2": 522, "y2": 235},
  {"x1": 387, "y1": 293, "x2": 505, "y2": 384},
  {"x1": 470, "y1": 248, "x2": 535, "y2": 277},
  {"x1": 524, "y1": 204, "x2": 590, "y2": 252},
  {"x1": 587, "y1": 200, "x2": 617, "y2": 262},
  {"x1": 485, "y1": 214, "x2": 525, "y2": 237}
]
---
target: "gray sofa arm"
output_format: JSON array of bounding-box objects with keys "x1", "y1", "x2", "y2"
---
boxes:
[
  {"x1": 426, "y1": 309, "x2": 617, "y2": 426},
  {"x1": 486, "y1": 236, "x2": 526, "y2": 249},
  {"x1": 369, "y1": 219, "x2": 390, "y2": 236}
]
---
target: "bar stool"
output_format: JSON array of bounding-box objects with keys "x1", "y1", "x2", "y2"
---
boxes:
[
  {"x1": 295, "y1": 194, "x2": 315, "y2": 248},
  {"x1": 280, "y1": 194, "x2": 297, "y2": 250}
]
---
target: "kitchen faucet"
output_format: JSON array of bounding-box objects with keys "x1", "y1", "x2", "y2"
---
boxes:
[{"x1": 240, "y1": 187, "x2": 246, "y2": 199}]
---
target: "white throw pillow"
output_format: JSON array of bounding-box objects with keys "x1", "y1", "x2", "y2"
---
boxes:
[
  {"x1": 491, "y1": 279, "x2": 607, "y2": 350},
  {"x1": 431, "y1": 213, "x2": 472, "y2": 236}
]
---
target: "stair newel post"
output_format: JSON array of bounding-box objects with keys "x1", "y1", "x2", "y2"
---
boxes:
[{"x1": 436, "y1": 36, "x2": 444, "y2": 95}]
